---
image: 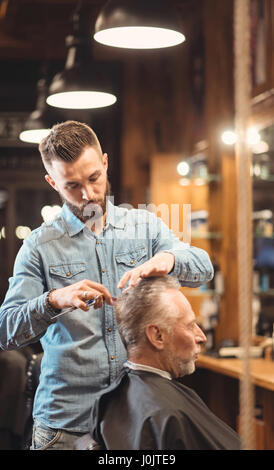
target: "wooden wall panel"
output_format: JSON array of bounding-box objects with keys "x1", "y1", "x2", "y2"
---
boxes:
[{"x1": 203, "y1": 0, "x2": 238, "y2": 344}]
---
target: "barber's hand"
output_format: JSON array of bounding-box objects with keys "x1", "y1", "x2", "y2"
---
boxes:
[
  {"x1": 49, "y1": 279, "x2": 114, "y2": 311},
  {"x1": 117, "y1": 252, "x2": 175, "y2": 290}
]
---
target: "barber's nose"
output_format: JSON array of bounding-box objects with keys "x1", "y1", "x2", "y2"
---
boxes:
[{"x1": 81, "y1": 185, "x2": 94, "y2": 201}]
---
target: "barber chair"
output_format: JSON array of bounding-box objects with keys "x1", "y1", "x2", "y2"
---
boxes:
[{"x1": 22, "y1": 351, "x2": 43, "y2": 449}]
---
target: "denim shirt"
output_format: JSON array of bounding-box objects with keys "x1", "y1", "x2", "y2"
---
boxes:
[{"x1": 0, "y1": 201, "x2": 213, "y2": 432}]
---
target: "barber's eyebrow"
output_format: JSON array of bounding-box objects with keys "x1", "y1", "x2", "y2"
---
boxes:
[{"x1": 65, "y1": 170, "x2": 101, "y2": 185}]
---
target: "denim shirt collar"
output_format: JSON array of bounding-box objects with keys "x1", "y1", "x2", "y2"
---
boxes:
[{"x1": 61, "y1": 199, "x2": 126, "y2": 237}]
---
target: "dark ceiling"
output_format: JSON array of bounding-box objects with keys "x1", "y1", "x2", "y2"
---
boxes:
[{"x1": 0, "y1": 0, "x2": 102, "y2": 60}]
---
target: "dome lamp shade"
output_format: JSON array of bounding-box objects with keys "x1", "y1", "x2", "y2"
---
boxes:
[{"x1": 94, "y1": 0, "x2": 185, "y2": 49}]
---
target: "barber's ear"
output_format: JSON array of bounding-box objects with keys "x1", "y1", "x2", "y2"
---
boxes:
[
  {"x1": 145, "y1": 325, "x2": 165, "y2": 351},
  {"x1": 102, "y1": 153, "x2": 108, "y2": 171},
  {"x1": 45, "y1": 174, "x2": 57, "y2": 191}
]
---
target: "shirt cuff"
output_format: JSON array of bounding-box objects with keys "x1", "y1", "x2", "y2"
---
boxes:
[{"x1": 163, "y1": 250, "x2": 180, "y2": 277}]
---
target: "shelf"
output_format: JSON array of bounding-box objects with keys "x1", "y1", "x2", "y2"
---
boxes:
[
  {"x1": 182, "y1": 288, "x2": 220, "y2": 297},
  {"x1": 254, "y1": 289, "x2": 274, "y2": 297},
  {"x1": 191, "y1": 231, "x2": 222, "y2": 240},
  {"x1": 179, "y1": 174, "x2": 221, "y2": 185},
  {"x1": 253, "y1": 175, "x2": 274, "y2": 183},
  {"x1": 192, "y1": 174, "x2": 221, "y2": 183},
  {"x1": 254, "y1": 235, "x2": 274, "y2": 239}
]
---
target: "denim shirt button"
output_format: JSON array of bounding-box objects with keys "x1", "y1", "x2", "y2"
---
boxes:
[
  {"x1": 110, "y1": 355, "x2": 115, "y2": 360},
  {"x1": 108, "y1": 328, "x2": 112, "y2": 332}
]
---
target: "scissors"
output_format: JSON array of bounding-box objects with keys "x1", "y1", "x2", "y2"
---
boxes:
[{"x1": 53, "y1": 294, "x2": 103, "y2": 319}]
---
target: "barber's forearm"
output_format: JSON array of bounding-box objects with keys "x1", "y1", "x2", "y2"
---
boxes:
[
  {"x1": 0, "y1": 293, "x2": 55, "y2": 350},
  {"x1": 164, "y1": 246, "x2": 214, "y2": 287}
]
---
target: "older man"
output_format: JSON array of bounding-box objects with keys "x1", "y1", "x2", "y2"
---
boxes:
[{"x1": 85, "y1": 276, "x2": 241, "y2": 450}]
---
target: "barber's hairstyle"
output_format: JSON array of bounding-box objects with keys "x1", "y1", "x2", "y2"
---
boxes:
[
  {"x1": 116, "y1": 276, "x2": 181, "y2": 353},
  {"x1": 39, "y1": 120, "x2": 102, "y2": 168}
]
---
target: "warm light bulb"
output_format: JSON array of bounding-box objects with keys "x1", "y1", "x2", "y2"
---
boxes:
[
  {"x1": 15, "y1": 226, "x2": 31, "y2": 240},
  {"x1": 177, "y1": 161, "x2": 190, "y2": 176},
  {"x1": 41, "y1": 205, "x2": 62, "y2": 222},
  {"x1": 179, "y1": 178, "x2": 190, "y2": 187},
  {"x1": 19, "y1": 129, "x2": 51, "y2": 144},
  {"x1": 46, "y1": 91, "x2": 117, "y2": 109},
  {"x1": 252, "y1": 140, "x2": 269, "y2": 154},
  {"x1": 194, "y1": 178, "x2": 206, "y2": 186},
  {"x1": 94, "y1": 27, "x2": 185, "y2": 49},
  {"x1": 247, "y1": 127, "x2": 261, "y2": 146},
  {"x1": 221, "y1": 130, "x2": 237, "y2": 145}
]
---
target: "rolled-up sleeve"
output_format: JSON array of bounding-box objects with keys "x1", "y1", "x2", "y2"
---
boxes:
[{"x1": 151, "y1": 213, "x2": 214, "y2": 287}]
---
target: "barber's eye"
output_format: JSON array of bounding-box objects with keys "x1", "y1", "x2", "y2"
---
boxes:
[{"x1": 89, "y1": 175, "x2": 100, "y2": 182}]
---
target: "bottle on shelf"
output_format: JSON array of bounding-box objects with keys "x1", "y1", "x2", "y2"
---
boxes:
[{"x1": 199, "y1": 296, "x2": 219, "y2": 351}]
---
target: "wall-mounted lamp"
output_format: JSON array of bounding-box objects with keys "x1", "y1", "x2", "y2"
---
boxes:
[
  {"x1": 177, "y1": 161, "x2": 190, "y2": 177},
  {"x1": 19, "y1": 78, "x2": 52, "y2": 144},
  {"x1": 221, "y1": 130, "x2": 237, "y2": 146},
  {"x1": 94, "y1": 0, "x2": 185, "y2": 49},
  {"x1": 221, "y1": 127, "x2": 261, "y2": 147},
  {"x1": 47, "y1": 2, "x2": 117, "y2": 109}
]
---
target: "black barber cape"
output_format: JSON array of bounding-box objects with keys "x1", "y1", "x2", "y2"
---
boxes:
[{"x1": 89, "y1": 367, "x2": 241, "y2": 450}]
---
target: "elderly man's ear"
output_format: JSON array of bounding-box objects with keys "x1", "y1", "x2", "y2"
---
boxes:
[{"x1": 145, "y1": 325, "x2": 165, "y2": 350}]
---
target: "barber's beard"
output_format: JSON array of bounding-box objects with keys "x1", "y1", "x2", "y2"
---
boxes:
[{"x1": 60, "y1": 180, "x2": 111, "y2": 224}]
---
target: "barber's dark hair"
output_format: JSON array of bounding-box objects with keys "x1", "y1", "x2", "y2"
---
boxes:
[
  {"x1": 115, "y1": 276, "x2": 181, "y2": 353},
  {"x1": 39, "y1": 120, "x2": 102, "y2": 168}
]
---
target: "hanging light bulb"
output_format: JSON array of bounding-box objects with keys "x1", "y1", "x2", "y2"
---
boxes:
[
  {"x1": 47, "y1": 2, "x2": 117, "y2": 109},
  {"x1": 19, "y1": 77, "x2": 53, "y2": 144},
  {"x1": 221, "y1": 130, "x2": 237, "y2": 145},
  {"x1": 94, "y1": 0, "x2": 186, "y2": 49}
]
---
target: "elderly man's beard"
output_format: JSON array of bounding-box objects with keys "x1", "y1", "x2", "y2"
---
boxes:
[
  {"x1": 165, "y1": 346, "x2": 199, "y2": 379},
  {"x1": 60, "y1": 180, "x2": 111, "y2": 224}
]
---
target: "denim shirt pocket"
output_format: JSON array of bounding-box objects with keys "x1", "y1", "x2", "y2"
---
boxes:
[
  {"x1": 49, "y1": 262, "x2": 86, "y2": 288},
  {"x1": 115, "y1": 246, "x2": 147, "y2": 279}
]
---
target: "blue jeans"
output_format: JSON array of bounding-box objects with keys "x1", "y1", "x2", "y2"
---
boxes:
[{"x1": 30, "y1": 421, "x2": 84, "y2": 450}]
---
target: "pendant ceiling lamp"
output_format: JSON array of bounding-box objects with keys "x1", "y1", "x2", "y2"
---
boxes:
[
  {"x1": 47, "y1": 2, "x2": 117, "y2": 110},
  {"x1": 94, "y1": 0, "x2": 185, "y2": 49},
  {"x1": 19, "y1": 77, "x2": 53, "y2": 144}
]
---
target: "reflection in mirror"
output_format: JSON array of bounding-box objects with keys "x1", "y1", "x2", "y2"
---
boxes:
[{"x1": 252, "y1": 124, "x2": 274, "y2": 338}]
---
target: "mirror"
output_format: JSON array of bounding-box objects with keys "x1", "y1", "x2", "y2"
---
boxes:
[{"x1": 252, "y1": 123, "x2": 274, "y2": 338}]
